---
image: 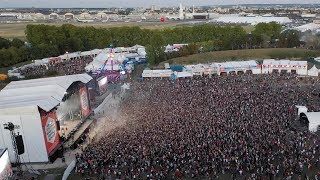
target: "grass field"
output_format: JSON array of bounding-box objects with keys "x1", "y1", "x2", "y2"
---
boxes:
[
  {"x1": 164, "y1": 48, "x2": 320, "y2": 65},
  {"x1": 0, "y1": 22, "x2": 254, "y2": 40}
]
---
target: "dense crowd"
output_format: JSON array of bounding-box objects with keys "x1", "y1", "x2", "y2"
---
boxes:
[
  {"x1": 75, "y1": 74, "x2": 320, "y2": 179},
  {"x1": 17, "y1": 56, "x2": 93, "y2": 78}
]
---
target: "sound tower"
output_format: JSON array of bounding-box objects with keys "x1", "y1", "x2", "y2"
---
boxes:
[{"x1": 15, "y1": 135, "x2": 25, "y2": 155}]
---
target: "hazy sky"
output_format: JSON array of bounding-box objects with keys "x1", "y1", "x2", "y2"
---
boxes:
[{"x1": 0, "y1": 0, "x2": 319, "y2": 8}]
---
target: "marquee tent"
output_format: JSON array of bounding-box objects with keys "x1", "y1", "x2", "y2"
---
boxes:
[
  {"x1": 262, "y1": 59, "x2": 308, "y2": 75},
  {"x1": 211, "y1": 60, "x2": 261, "y2": 75},
  {"x1": 175, "y1": 71, "x2": 193, "y2": 78},
  {"x1": 295, "y1": 105, "x2": 308, "y2": 116},
  {"x1": 293, "y1": 23, "x2": 320, "y2": 32},
  {"x1": 308, "y1": 65, "x2": 319, "y2": 76},
  {"x1": 302, "y1": 112, "x2": 320, "y2": 132},
  {"x1": 142, "y1": 70, "x2": 173, "y2": 78},
  {"x1": 184, "y1": 64, "x2": 213, "y2": 76}
]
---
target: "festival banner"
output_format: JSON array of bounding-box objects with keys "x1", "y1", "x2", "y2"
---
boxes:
[
  {"x1": 41, "y1": 112, "x2": 60, "y2": 154},
  {"x1": 79, "y1": 87, "x2": 91, "y2": 117}
]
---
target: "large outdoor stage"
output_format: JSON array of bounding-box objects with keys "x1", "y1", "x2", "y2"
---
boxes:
[{"x1": 0, "y1": 74, "x2": 93, "y2": 163}]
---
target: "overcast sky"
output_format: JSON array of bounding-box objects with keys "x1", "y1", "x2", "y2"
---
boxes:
[{"x1": 0, "y1": 0, "x2": 319, "y2": 8}]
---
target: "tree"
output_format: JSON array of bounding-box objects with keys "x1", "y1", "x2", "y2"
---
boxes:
[
  {"x1": 252, "y1": 22, "x2": 282, "y2": 48},
  {"x1": 146, "y1": 45, "x2": 156, "y2": 65},
  {"x1": 279, "y1": 30, "x2": 301, "y2": 48},
  {"x1": 302, "y1": 32, "x2": 320, "y2": 50},
  {"x1": 11, "y1": 38, "x2": 25, "y2": 48},
  {"x1": 0, "y1": 49, "x2": 12, "y2": 67},
  {"x1": 0, "y1": 37, "x2": 11, "y2": 49}
]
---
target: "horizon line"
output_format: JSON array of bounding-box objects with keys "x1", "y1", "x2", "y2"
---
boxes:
[{"x1": 1, "y1": 3, "x2": 320, "y2": 9}]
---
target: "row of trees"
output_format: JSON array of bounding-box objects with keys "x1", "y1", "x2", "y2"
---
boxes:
[
  {"x1": 25, "y1": 24, "x2": 249, "y2": 53},
  {"x1": 0, "y1": 36, "x2": 61, "y2": 67},
  {"x1": 0, "y1": 22, "x2": 308, "y2": 67},
  {"x1": 0, "y1": 37, "x2": 30, "y2": 67}
]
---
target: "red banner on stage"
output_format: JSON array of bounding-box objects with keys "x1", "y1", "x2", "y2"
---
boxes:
[
  {"x1": 79, "y1": 87, "x2": 91, "y2": 117},
  {"x1": 41, "y1": 112, "x2": 60, "y2": 154}
]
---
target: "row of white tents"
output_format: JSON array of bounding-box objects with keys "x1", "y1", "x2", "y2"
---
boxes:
[
  {"x1": 142, "y1": 59, "x2": 320, "y2": 78},
  {"x1": 8, "y1": 45, "x2": 146, "y2": 78}
]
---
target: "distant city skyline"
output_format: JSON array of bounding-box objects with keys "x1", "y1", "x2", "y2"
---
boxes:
[{"x1": 0, "y1": 0, "x2": 320, "y2": 8}]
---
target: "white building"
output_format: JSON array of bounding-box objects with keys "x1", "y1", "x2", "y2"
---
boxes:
[
  {"x1": 49, "y1": 13, "x2": 60, "y2": 20},
  {"x1": 215, "y1": 15, "x2": 292, "y2": 25},
  {"x1": 64, "y1": 13, "x2": 74, "y2": 20}
]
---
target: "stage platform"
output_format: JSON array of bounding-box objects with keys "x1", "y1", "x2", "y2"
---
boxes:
[
  {"x1": 63, "y1": 119, "x2": 94, "y2": 149},
  {"x1": 59, "y1": 119, "x2": 82, "y2": 139}
]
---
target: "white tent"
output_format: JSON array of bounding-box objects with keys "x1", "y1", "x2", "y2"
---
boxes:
[
  {"x1": 308, "y1": 65, "x2": 319, "y2": 76},
  {"x1": 215, "y1": 15, "x2": 292, "y2": 25},
  {"x1": 293, "y1": 23, "x2": 320, "y2": 32},
  {"x1": 262, "y1": 59, "x2": 308, "y2": 75},
  {"x1": 85, "y1": 52, "x2": 126, "y2": 72},
  {"x1": 142, "y1": 70, "x2": 173, "y2": 78},
  {"x1": 184, "y1": 64, "x2": 208, "y2": 76},
  {"x1": 175, "y1": 71, "x2": 193, "y2": 78},
  {"x1": 303, "y1": 112, "x2": 320, "y2": 132},
  {"x1": 211, "y1": 60, "x2": 260, "y2": 75},
  {"x1": 295, "y1": 105, "x2": 308, "y2": 116}
]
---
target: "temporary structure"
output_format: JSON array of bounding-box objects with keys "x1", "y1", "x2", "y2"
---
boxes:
[
  {"x1": 308, "y1": 65, "x2": 319, "y2": 76},
  {"x1": 85, "y1": 51, "x2": 126, "y2": 72},
  {"x1": 262, "y1": 59, "x2": 308, "y2": 75},
  {"x1": 302, "y1": 112, "x2": 320, "y2": 132}
]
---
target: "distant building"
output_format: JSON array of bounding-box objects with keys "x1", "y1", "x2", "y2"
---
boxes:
[
  {"x1": 0, "y1": 13, "x2": 18, "y2": 21},
  {"x1": 79, "y1": 12, "x2": 91, "y2": 19},
  {"x1": 49, "y1": 13, "x2": 59, "y2": 20},
  {"x1": 34, "y1": 13, "x2": 45, "y2": 20},
  {"x1": 64, "y1": 13, "x2": 74, "y2": 20},
  {"x1": 96, "y1": 12, "x2": 108, "y2": 19},
  {"x1": 314, "y1": 16, "x2": 320, "y2": 24},
  {"x1": 215, "y1": 15, "x2": 292, "y2": 25},
  {"x1": 192, "y1": 13, "x2": 209, "y2": 19}
]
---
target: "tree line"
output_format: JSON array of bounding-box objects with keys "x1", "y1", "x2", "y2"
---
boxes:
[{"x1": 0, "y1": 22, "x2": 313, "y2": 68}]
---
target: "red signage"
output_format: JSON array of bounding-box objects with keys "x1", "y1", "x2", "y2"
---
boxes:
[
  {"x1": 160, "y1": 17, "x2": 165, "y2": 22},
  {"x1": 79, "y1": 87, "x2": 91, "y2": 117},
  {"x1": 41, "y1": 112, "x2": 60, "y2": 154}
]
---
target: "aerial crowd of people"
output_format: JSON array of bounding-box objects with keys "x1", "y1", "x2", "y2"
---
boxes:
[
  {"x1": 75, "y1": 74, "x2": 320, "y2": 179},
  {"x1": 16, "y1": 56, "x2": 94, "y2": 78}
]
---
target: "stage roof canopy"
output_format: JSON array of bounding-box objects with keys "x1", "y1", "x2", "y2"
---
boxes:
[{"x1": 0, "y1": 74, "x2": 92, "y2": 112}]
